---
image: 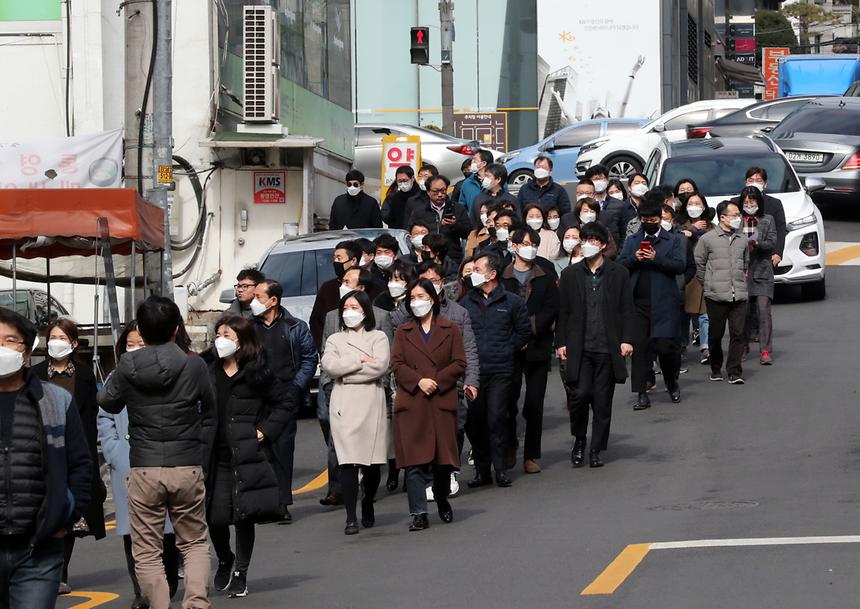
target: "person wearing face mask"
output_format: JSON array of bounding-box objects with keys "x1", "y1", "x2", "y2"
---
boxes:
[
  {"x1": 320, "y1": 291, "x2": 390, "y2": 535},
  {"x1": 403, "y1": 164, "x2": 439, "y2": 223},
  {"x1": 458, "y1": 149, "x2": 495, "y2": 211},
  {"x1": 461, "y1": 252, "x2": 531, "y2": 488},
  {"x1": 694, "y1": 201, "x2": 750, "y2": 385},
  {"x1": 466, "y1": 202, "x2": 494, "y2": 257},
  {"x1": 555, "y1": 226, "x2": 584, "y2": 274},
  {"x1": 421, "y1": 233, "x2": 460, "y2": 283},
  {"x1": 661, "y1": 205, "x2": 698, "y2": 368},
  {"x1": 450, "y1": 158, "x2": 473, "y2": 206},
  {"x1": 328, "y1": 169, "x2": 382, "y2": 230},
  {"x1": 404, "y1": 222, "x2": 432, "y2": 265},
  {"x1": 606, "y1": 179, "x2": 628, "y2": 202},
  {"x1": 406, "y1": 175, "x2": 473, "y2": 265},
  {"x1": 476, "y1": 208, "x2": 518, "y2": 268},
  {"x1": 206, "y1": 315, "x2": 289, "y2": 598},
  {"x1": 382, "y1": 166, "x2": 419, "y2": 230},
  {"x1": 227, "y1": 268, "x2": 266, "y2": 320},
  {"x1": 0, "y1": 308, "x2": 93, "y2": 609},
  {"x1": 33, "y1": 318, "x2": 106, "y2": 596},
  {"x1": 250, "y1": 281, "x2": 316, "y2": 524},
  {"x1": 568, "y1": 197, "x2": 619, "y2": 259},
  {"x1": 457, "y1": 257, "x2": 476, "y2": 302},
  {"x1": 555, "y1": 222, "x2": 635, "y2": 469},
  {"x1": 309, "y1": 240, "x2": 362, "y2": 350},
  {"x1": 470, "y1": 163, "x2": 519, "y2": 227},
  {"x1": 500, "y1": 228, "x2": 560, "y2": 474},
  {"x1": 674, "y1": 178, "x2": 699, "y2": 199},
  {"x1": 618, "y1": 198, "x2": 687, "y2": 410},
  {"x1": 516, "y1": 155, "x2": 572, "y2": 215},
  {"x1": 522, "y1": 203, "x2": 561, "y2": 260},
  {"x1": 679, "y1": 191, "x2": 715, "y2": 366},
  {"x1": 731, "y1": 167, "x2": 786, "y2": 270},
  {"x1": 369, "y1": 233, "x2": 400, "y2": 287},
  {"x1": 390, "y1": 279, "x2": 467, "y2": 531}
]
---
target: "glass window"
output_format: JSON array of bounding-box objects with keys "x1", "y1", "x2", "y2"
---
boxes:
[
  {"x1": 606, "y1": 122, "x2": 645, "y2": 134},
  {"x1": 663, "y1": 110, "x2": 711, "y2": 131},
  {"x1": 0, "y1": 292, "x2": 30, "y2": 319},
  {"x1": 553, "y1": 124, "x2": 602, "y2": 148},
  {"x1": 763, "y1": 99, "x2": 812, "y2": 121},
  {"x1": 771, "y1": 107, "x2": 860, "y2": 137},
  {"x1": 303, "y1": 0, "x2": 327, "y2": 98},
  {"x1": 660, "y1": 154, "x2": 801, "y2": 195},
  {"x1": 644, "y1": 149, "x2": 662, "y2": 185},
  {"x1": 747, "y1": 105, "x2": 768, "y2": 119},
  {"x1": 712, "y1": 108, "x2": 739, "y2": 119},
  {"x1": 315, "y1": 250, "x2": 336, "y2": 287},
  {"x1": 280, "y1": 0, "x2": 306, "y2": 88},
  {"x1": 355, "y1": 127, "x2": 389, "y2": 147},
  {"x1": 301, "y1": 249, "x2": 318, "y2": 296},
  {"x1": 259, "y1": 252, "x2": 304, "y2": 298},
  {"x1": 327, "y1": 0, "x2": 351, "y2": 109}
]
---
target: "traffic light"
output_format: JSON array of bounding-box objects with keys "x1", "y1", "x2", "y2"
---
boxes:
[{"x1": 410, "y1": 27, "x2": 429, "y2": 65}]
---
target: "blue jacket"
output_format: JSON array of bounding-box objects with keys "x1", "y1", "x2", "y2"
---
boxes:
[
  {"x1": 516, "y1": 178, "x2": 572, "y2": 215},
  {"x1": 458, "y1": 173, "x2": 483, "y2": 211},
  {"x1": 462, "y1": 284, "x2": 531, "y2": 375},
  {"x1": 281, "y1": 307, "x2": 318, "y2": 392},
  {"x1": 618, "y1": 228, "x2": 687, "y2": 338}
]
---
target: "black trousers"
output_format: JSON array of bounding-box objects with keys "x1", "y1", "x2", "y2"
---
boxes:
[
  {"x1": 466, "y1": 373, "x2": 512, "y2": 474},
  {"x1": 565, "y1": 352, "x2": 616, "y2": 452},
  {"x1": 508, "y1": 355, "x2": 550, "y2": 461},
  {"x1": 123, "y1": 534, "x2": 179, "y2": 599},
  {"x1": 630, "y1": 302, "x2": 681, "y2": 392},
  {"x1": 705, "y1": 298, "x2": 748, "y2": 377},
  {"x1": 271, "y1": 414, "x2": 298, "y2": 507},
  {"x1": 208, "y1": 459, "x2": 256, "y2": 573},
  {"x1": 339, "y1": 464, "x2": 381, "y2": 524}
]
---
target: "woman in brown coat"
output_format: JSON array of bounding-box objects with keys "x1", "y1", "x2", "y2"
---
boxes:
[{"x1": 390, "y1": 278, "x2": 467, "y2": 532}]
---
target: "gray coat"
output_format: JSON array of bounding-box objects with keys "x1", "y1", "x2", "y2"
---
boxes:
[
  {"x1": 746, "y1": 214, "x2": 777, "y2": 299},
  {"x1": 226, "y1": 299, "x2": 254, "y2": 320},
  {"x1": 319, "y1": 305, "x2": 392, "y2": 387},
  {"x1": 695, "y1": 228, "x2": 750, "y2": 303}
]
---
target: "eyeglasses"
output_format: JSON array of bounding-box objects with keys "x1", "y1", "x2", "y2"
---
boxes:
[
  {"x1": 0, "y1": 337, "x2": 26, "y2": 349},
  {"x1": 234, "y1": 283, "x2": 257, "y2": 291},
  {"x1": 428, "y1": 188, "x2": 447, "y2": 194}
]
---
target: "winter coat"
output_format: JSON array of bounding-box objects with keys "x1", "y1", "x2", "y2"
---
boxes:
[
  {"x1": 382, "y1": 184, "x2": 420, "y2": 230},
  {"x1": 458, "y1": 173, "x2": 483, "y2": 211},
  {"x1": 254, "y1": 306, "x2": 318, "y2": 392},
  {"x1": 536, "y1": 228, "x2": 561, "y2": 260},
  {"x1": 329, "y1": 191, "x2": 382, "y2": 230},
  {"x1": 461, "y1": 284, "x2": 531, "y2": 376},
  {"x1": 695, "y1": 228, "x2": 750, "y2": 303},
  {"x1": 97, "y1": 343, "x2": 216, "y2": 468},
  {"x1": 500, "y1": 261, "x2": 560, "y2": 362},
  {"x1": 516, "y1": 178, "x2": 572, "y2": 215},
  {"x1": 746, "y1": 214, "x2": 778, "y2": 299},
  {"x1": 226, "y1": 299, "x2": 254, "y2": 320},
  {"x1": 683, "y1": 220, "x2": 713, "y2": 315},
  {"x1": 470, "y1": 189, "x2": 520, "y2": 227},
  {"x1": 406, "y1": 198, "x2": 473, "y2": 263},
  {"x1": 320, "y1": 328, "x2": 390, "y2": 465},
  {"x1": 731, "y1": 193, "x2": 786, "y2": 257},
  {"x1": 390, "y1": 316, "x2": 466, "y2": 468}
]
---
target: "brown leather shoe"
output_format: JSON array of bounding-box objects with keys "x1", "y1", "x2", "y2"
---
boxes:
[{"x1": 523, "y1": 459, "x2": 541, "y2": 474}]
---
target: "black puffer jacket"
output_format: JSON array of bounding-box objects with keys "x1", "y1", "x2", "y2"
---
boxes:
[
  {"x1": 500, "y1": 260, "x2": 560, "y2": 362},
  {"x1": 206, "y1": 358, "x2": 290, "y2": 524},
  {"x1": 98, "y1": 343, "x2": 216, "y2": 468}
]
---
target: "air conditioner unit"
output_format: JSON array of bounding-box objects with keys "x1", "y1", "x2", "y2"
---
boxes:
[{"x1": 243, "y1": 5, "x2": 280, "y2": 124}]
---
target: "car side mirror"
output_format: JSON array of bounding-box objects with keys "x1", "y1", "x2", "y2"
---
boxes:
[
  {"x1": 219, "y1": 289, "x2": 235, "y2": 304},
  {"x1": 805, "y1": 177, "x2": 826, "y2": 193},
  {"x1": 652, "y1": 123, "x2": 666, "y2": 133}
]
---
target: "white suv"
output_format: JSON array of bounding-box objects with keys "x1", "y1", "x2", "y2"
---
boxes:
[{"x1": 575, "y1": 98, "x2": 756, "y2": 180}]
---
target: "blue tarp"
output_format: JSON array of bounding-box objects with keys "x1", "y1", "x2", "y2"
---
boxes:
[{"x1": 778, "y1": 55, "x2": 860, "y2": 97}]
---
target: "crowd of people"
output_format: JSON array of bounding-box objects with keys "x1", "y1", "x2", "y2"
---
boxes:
[{"x1": 0, "y1": 151, "x2": 787, "y2": 609}]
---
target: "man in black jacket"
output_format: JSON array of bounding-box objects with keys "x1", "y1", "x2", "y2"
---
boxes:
[
  {"x1": 328, "y1": 169, "x2": 383, "y2": 230},
  {"x1": 406, "y1": 175, "x2": 472, "y2": 264},
  {"x1": 462, "y1": 252, "x2": 531, "y2": 488},
  {"x1": 99, "y1": 296, "x2": 216, "y2": 609},
  {"x1": 556, "y1": 222, "x2": 634, "y2": 468},
  {"x1": 0, "y1": 307, "x2": 91, "y2": 609},
  {"x1": 381, "y1": 166, "x2": 418, "y2": 230},
  {"x1": 500, "y1": 228, "x2": 559, "y2": 474},
  {"x1": 516, "y1": 155, "x2": 572, "y2": 215}
]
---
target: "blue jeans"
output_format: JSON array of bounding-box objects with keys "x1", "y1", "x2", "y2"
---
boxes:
[
  {"x1": 698, "y1": 314, "x2": 710, "y2": 351},
  {"x1": 0, "y1": 537, "x2": 64, "y2": 609}
]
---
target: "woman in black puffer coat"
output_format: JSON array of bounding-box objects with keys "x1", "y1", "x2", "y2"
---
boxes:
[{"x1": 206, "y1": 314, "x2": 294, "y2": 598}]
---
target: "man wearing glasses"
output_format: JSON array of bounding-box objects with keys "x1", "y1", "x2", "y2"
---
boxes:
[
  {"x1": 227, "y1": 269, "x2": 265, "y2": 320},
  {"x1": 405, "y1": 175, "x2": 473, "y2": 264}
]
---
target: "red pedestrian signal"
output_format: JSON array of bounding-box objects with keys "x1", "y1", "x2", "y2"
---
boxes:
[{"x1": 411, "y1": 27, "x2": 429, "y2": 65}]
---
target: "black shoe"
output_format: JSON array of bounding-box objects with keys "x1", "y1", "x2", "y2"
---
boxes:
[
  {"x1": 214, "y1": 553, "x2": 234, "y2": 591},
  {"x1": 467, "y1": 472, "x2": 492, "y2": 488},
  {"x1": 361, "y1": 500, "x2": 375, "y2": 528},
  {"x1": 386, "y1": 478, "x2": 398, "y2": 492},
  {"x1": 278, "y1": 506, "x2": 293, "y2": 525},
  {"x1": 226, "y1": 570, "x2": 248, "y2": 598},
  {"x1": 571, "y1": 438, "x2": 586, "y2": 468},
  {"x1": 495, "y1": 471, "x2": 513, "y2": 487},
  {"x1": 319, "y1": 492, "x2": 342, "y2": 507},
  {"x1": 344, "y1": 521, "x2": 360, "y2": 535},
  {"x1": 437, "y1": 498, "x2": 454, "y2": 523},
  {"x1": 633, "y1": 392, "x2": 651, "y2": 411},
  {"x1": 709, "y1": 371, "x2": 724, "y2": 381},
  {"x1": 749, "y1": 334, "x2": 759, "y2": 343},
  {"x1": 646, "y1": 374, "x2": 657, "y2": 392},
  {"x1": 409, "y1": 513, "x2": 430, "y2": 531},
  {"x1": 386, "y1": 461, "x2": 399, "y2": 491},
  {"x1": 589, "y1": 450, "x2": 604, "y2": 468},
  {"x1": 728, "y1": 375, "x2": 745, "y2": 385},
  {"x1": 667, "y1": 385, "x2": 681, "y2": 403},
  {"x1": 131, "y1": 597, "x2": 149, "y2": 609}
]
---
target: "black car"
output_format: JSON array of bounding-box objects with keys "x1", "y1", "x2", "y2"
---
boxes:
[{"x1": 686, "y1": 96, "x2": 823, "y2": 139}]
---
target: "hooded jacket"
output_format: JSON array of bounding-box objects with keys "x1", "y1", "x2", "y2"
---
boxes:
[{"x1": 98, "y1": 342, "x2": 216, "y2": 468}]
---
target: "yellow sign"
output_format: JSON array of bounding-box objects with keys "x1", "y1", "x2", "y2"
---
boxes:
[
  {"x1": 157, "y1": 165, "x2": 174, "y2": 184},
  {"x1": 379, "y1": 135, "x2": 421, "y2": 201}
]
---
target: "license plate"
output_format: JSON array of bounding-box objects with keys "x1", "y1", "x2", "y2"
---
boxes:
[{"x1": 785, "y1": 151, "x2": 824, "y2": 163}]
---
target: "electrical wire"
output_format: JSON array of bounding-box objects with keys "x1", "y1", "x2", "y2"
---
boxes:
[
  {"x1": 170, "y1": 155, "x2": 208, "y2": 251},
  {"x1": 136, "y1": 0, "x2": 157, "y2": 195},
  {"x1": 64, "y1": 0, "x2": 72, "y2": 137}
]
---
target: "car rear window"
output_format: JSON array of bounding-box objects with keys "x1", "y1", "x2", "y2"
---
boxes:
[
  {"x1": 260, "y1": 250, "x2": 336, "y2": 297},
  {"x1": 660, "y1": 154, "x2": 801, "y2": 196},
  {"x1": 771, "y1": 107, "x2": 860, "y2": 137}
]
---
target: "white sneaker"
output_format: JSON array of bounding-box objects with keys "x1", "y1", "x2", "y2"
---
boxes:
[
  {"x1": 449, "y1": 473, "x2": 460, "y2": 497},
  {"x1": 425, "y1": 485, "x2": 435, "y2": 502}
]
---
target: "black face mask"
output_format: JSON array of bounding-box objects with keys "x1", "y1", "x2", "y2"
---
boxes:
[
  {"x1": 642, "y1": 222, "x2": 660, "y2": 235},
  {"x1": 462, "y1": 276, "x2": 474, "y2": 290},
  {"x1": 462, "y1": 171, "x2": 472, "y2": 179},
  {"x1": 333, "y1": 261, "x2": 349, "y2": 279}
]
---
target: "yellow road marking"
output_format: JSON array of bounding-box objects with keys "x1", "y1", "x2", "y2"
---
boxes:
[
  {"x1": 293, "y1": 470, "x2": 328, "y2": 495},
  {"x1": 105, "y1": 519, "x2": 116, "y2": 531},
  {"x1": 581, "y1": 543, "x2": 651, "y2": 595},
  {"x1": 826, "y1": 244, "x2": 860, "y2": 266},
  {"x1": 65, "y1": 591, "x2": 119, "y2": 609}
]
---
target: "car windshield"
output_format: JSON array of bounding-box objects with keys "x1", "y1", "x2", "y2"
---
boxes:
[
  {"x1": 660, "y1": 154, "x2": 801, "y2": 195},
  {"x1": 259, "y1": 250, "x2": 336, "y2": 297},
  {"x1": 771, "y1": 107, "x2": 860, "y2": 137}
]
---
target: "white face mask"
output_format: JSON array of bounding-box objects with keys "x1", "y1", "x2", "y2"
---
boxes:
[
  {"x1": 747, "y1": 182, "x2": 764, "y2": 192},
  {"x1": 581, "y1": 242, "x2": 602, "y2": 258},
  {"x1": 576, "y1": 194, "x2": 591, "y2": 202},
  {"x1": 470, "y1": 162, "x2": 480, "y2": 173},
  {"x1": 342, "y1": 309, "x2": 365, "y2": 329},
  {"x1": 579, "y1": 211, "x2": 597, "y2": 224},
  {"x1": 359, "y1": 256, "x2": 371, "y2": 268},
  {"x1": 470, "y1": 271, "x2": 487, "y2": 288},
  {"x1": 126, "y1": 346, "x2": 143, "y2": 353},
  {"x1": 339, "y1": 284, "x2": 354, "y2": 299},
  {"x1": 533, "y1": 168, "x2": 550, "y2": 180},
  {"x1": 547, "y1": 218, "x2": 561, "y2": 230},
  {"x1": 570, "y1": 255, "x2": 584, "y2": 264},
  {"x1": 481, "y1": 176, "x2": 494, "y2": 190},
  {"x1": 417, "y1": 180, "x2": 427, "y2": 191},
  {"x1": 526, "y1": 218, "x2": 544, "y2": 231},
  {"x1": 388, "y1": 281, "x2": 406, "y2": 299},
  {"x1": 375, "y1": 254, "x2": 394, "y2": 270},
  {"x1": 495, "y1": 227, "x2": 509, "y2": 242},
  {"x1": 517, "y1": 245, "x2": 537, "y2": 261},
  {"x1": 47, "y1": 339, "x2": 73, "y2": 361},
  {"x1": 410, "y1": 299, "x2": 433, "y2": 318},
  {"x1": 743, "y1": 205, "x2": 758, "y2": 216},
  {"x1": 563, "y1": 238, "x2": 580, "y2": 254},
  {"x1": 214, "y1": 336, "x2": 239, "y2": 359},
  {"x1": 592, "y1": 179, "x2": 608, "y2": 193},
  {"x1": 398, "y1": 180, "x2": 413, "y2": 193},
  {"x1": 0, "y1": 346, "x2": 24, "y2": 379},
  {"x1": 687, "y1": 206, "x2": 704, "y2": 219},
  {"x1": 250, "y1": 298, "x2": 268, "y2": 317},
  {"x1": 347, "y1": 185, "x2": 362, "y2": 197},
  {"x1": 411, "y1": 234, "x2": 424, "y2": 248},
  {"x1": 631, "y1": 183, "x2": 649, "y2": 198},
  {"x1": 433, "y1": 282, "x2": 444, "y2": 295},
  {"x1": 728, "y1": 216, "x2": 743, "y2": 230},
  {"x1": 661, "y1": 219, "x2": 673, "y2": 232},
  {"x1": 608, "y1": 192, "x2": 624, "y2": 200},
  {"x1": 480, "y1": 213, "x2": 489, "y2": 227}
]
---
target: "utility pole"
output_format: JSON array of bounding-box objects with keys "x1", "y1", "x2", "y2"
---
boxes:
[
  {"x1": 151, "y1": 0, "x2": 174, "y2": 297},
  {"x1": 439, "y1": 0, "x2": 455, "y2": 135}
]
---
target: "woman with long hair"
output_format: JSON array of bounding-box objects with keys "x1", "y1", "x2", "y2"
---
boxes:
[{"x1": 522, "y1": 203, "x2": 561, "y2": 260}]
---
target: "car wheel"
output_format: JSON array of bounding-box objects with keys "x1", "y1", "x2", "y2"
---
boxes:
[
  {"x1": 606, "y1": 156, "x2": 642, "y2": 181},
  {"x1": 509, "y1": 169, "x2": 534, "y2": 189},
  {"x1": 801, "y1": 278, "x2": 826, "y2": 301}
]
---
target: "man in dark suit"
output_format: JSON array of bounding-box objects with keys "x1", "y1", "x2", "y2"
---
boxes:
[
  {"x1": 618, "y1": 195, "x2": 687, "y2": 410},
  {"x1": 556, "y1": 222, "x2": 634, "y2": 468},
  {"x1": 328, "y1": 169, "x2": 382, "y2": 230},
  {"x1": 407, "y1": 174, "x2": 473, "y2": 264}
]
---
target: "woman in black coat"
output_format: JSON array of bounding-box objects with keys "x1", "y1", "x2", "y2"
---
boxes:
[
  {"x1": 33, "y1": 318, "x2": 107, "y2": 595},
  {"x1": 207, "y1": 314, "x2": 292, "y2": 599}
]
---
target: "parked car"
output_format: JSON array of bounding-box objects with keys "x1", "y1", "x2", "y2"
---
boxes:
[
  {"x1": 0, "y1": 288, "x2": 69, "y2": 328},
  {"x1": 686, "y1": 96, "x2": 823, "y2": 139},
  {"x1": 643, "y1": 136, "x2": 827, "y2": 299},
  {"x1": 497, "y1": 118, "x2": 649, "y2": 190},
  {"x1": 845, "y1": 80, "x2": 860, "y2": 97},
  {"x1": 575, "y1": 98, "x2": 756, "y2": 180},
  {"x1": 769, "y1": 97, "x2": 860, "y2": 199}
]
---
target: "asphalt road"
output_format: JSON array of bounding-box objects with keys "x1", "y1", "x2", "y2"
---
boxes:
[{"x1": 58, "y1": 201, "x2": 860, "y2": 609}]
